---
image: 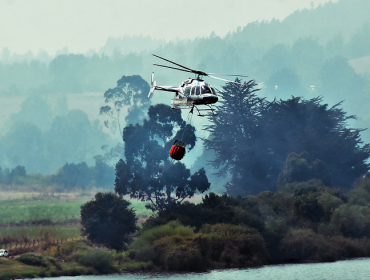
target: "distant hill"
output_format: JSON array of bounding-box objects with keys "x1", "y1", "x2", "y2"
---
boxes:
[{"x1": 228, "y1": 0, "x2": 370, "y2": 49}]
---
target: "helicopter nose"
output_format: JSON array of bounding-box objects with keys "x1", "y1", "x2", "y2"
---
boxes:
[{"x1": 204, "y1": 95, "x2": 218, "y2": 104}]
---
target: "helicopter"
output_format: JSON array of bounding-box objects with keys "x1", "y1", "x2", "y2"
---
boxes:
[{"x1": 147, "y1": 54, "x2": 249, "y2": 117}]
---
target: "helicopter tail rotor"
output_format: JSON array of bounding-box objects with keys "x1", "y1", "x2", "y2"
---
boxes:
[{"x1": 147, "y1": 72, "x2": 156, "y2": 99}]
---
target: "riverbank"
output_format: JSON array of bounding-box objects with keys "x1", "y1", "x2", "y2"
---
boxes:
[
  {"x1": 1, "y1": 250, "x2": 370, "y2": 280},
  {"x1": 24, "y1": 258, "x2": 370, "y2": 280}
]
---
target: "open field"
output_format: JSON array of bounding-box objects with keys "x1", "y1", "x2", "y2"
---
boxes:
[
  {"x1": 0, "y1": 190, "x2": 153, "y2": 251},
  {"x1": 0, "y1": 191, "x2": 153, "y2": 225},
  {"x1": 0, "y1": 225, "x2": 81, "y2": 242},
  {"x1": 0, "y1": 200, "x2": 84, "y2": 223}
]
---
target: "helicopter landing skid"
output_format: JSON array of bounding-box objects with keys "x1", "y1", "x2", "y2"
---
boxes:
[
  {"x1": 171, "y1": 105, "x2": 217, "y2": 117},
  {"x1": 194, "y1": 105, "x2": 218, "y2": 117}
]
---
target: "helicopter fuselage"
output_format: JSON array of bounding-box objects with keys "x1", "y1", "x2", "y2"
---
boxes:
[{"x1": 171, "y1": 78, "x2": 218, "y2": 109}]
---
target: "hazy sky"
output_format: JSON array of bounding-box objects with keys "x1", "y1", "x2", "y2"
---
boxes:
[{"x1": 1, "y1": 0, "x2": 338, "y2": 55}]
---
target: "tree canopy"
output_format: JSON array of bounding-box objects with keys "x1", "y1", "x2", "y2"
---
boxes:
[
  {"x1": 100, "y1": 75, "x2": 151, "y2": 136},
  {"x1": 204, "y1": 80, "x2": 370, "y2": 196},
  {"x1": 80, "y1": 192, "x2": 137, "y2": 251},
  {"x1": 115, "y1": 104, "x2": 210, "y2": 212}
]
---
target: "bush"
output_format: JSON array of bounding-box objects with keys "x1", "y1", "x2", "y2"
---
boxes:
[
  {"x1": 47, "y1": 257, "x2": 62, "y2": 270},
  {"x1": 200, "y1": 223, "x2": 268, "y2": 267},
  {"x1": 330, "y1": 204, "x2": 370, "y2": 238},
  {"x1": 80, "y1": 192, "x2": 137, "y2": 251},
  {"x1": 76, "y1": 249, "x2": 117, "y2": 273},
  {"x1": 54, "y1": 240, "x2": 90, "y2": 259},
  {"x1": 279, "y1": 229, "x2": 338, "y2": 262},
  {"x1": 153, "y1": 235, "x2": 206, "y2": 271},
  {"x1": 317, "y1": 192, "x2": 344, "y2": 219},
  {"x1": 130, "y1": 221, "x2": 195, "y2": 263},
  {"x1": 17, "y1": 252, "x2": 47, "y2": 267}
]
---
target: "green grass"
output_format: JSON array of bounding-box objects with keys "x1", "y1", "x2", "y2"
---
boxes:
[
  {"x1": 0, "y1": 197, "x2": 152, "y2": 224},
  {"x1": 0, "y1": 200, "x2": 84, "y2": 223},
  {"x1": 0, "y1": 224, "x2": 81, "y2": 241}
]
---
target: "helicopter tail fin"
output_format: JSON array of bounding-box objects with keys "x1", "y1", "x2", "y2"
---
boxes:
[{"x1": 147, "y1": 72, "x2": 156, "y2": 99}]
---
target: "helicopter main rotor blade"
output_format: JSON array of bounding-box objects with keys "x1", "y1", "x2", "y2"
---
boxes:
[
  {"x1": 153, "y1": 64, "x2": 194, "y2": 74},
  {"x1": 152, "y1": 54, "x2": 194, "y2": 72},
  {"x1": 207, "y1": 73, "x2": 249, "y2": 78},
  {"x1": 208, "y1": 75, "x2": 247, "y2": 85}
]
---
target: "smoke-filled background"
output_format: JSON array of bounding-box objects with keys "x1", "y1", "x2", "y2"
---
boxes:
[{"x1": 1, "y1": 0, "x2": 369, "y2": 192}]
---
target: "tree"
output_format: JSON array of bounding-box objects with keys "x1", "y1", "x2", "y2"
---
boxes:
[
  {"x1": 93, "y1": 155, "x2": 115, "y2": 188},
  {"x1": 204, "y1": 80, "x2": 370, "y2": 196},
  {"x1": 49, "y1": 54, "x2": 87, "y2": 93},
  {"x1": 203, "y1": 79, "x2": 268, "y2": 196},
  {"x1": 115, "y1": 104, "x2": 210, "y2": 212},
  {"x1": 100, "y1": 75, "x2": 151, "y2": 136},
  {"x1": 53, "y1": 162, "x2": 92, "y2": 189},
  {"x1": 277, "y1": 152, "x2": 331, "y2": 187},
  {"x1": 80, "y1": 192, "x2": 137, "y2": 251},
  {"x1": 261, "y1": 97, "x2": 370, "y2": 190}
]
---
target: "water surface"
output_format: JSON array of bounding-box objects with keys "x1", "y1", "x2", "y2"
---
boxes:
[{"x1": 38, "y1": 258, "x2": 370, "y2": 280}]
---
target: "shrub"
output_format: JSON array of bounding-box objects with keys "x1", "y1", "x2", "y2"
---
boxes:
[
  {"x1": 54, "y1": 240, "x2": 90, "y2": 258},
  {"x1": 153, "y1": 235, "x2": 206, "y2": 271},
  {"x1": 347, "y1": 177, "x2": 370, "y2": 206},
  {"x1": 47, "y1": 257, "x2": 62, "y2": 270},
  {"x1": 279, "y1": 229, "x2": 338, "y2": 262},
  {"x1": 317, "y1": 192, "x2": 344, "y2": 219},
  {"x1": 200, "y1": 223, "x2": 268, "y2": 267},
  {"x1": 130, "y1": 221, "x2": 195, "y2": 262},
  {"x1": 330, "y1": 204, "x2": 370, "y2": 238},
  {"x1": 76, "y1": 249, "x2": 117, "y2": 273},
  {"x1": 80, "y1": 192, "x2": 137, "y2": 251},
  {"x1": 18, "y1": 252, "x2": 47, "y2": 267}
]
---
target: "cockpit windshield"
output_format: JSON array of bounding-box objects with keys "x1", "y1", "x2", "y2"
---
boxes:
[
  {"x1": 201, "y1": 86, "x2": 212, "y2": 94},
  {"x1": 186, "y1": 85, "x2": 216, "y2": 96}
]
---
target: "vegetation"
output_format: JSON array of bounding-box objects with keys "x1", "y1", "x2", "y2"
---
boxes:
[
  {"x1": 204, "y1": 81, "x2": 370, "y2": 195},
  {"x1": 80, "y1": 192, "x2": 137, "y2": 251},
  {"x1": 115, "y1": 104, "x2": 210, "y2": 212},
  {"x1": 3, "y1": 0, "x2": 370, "y2": 277}
]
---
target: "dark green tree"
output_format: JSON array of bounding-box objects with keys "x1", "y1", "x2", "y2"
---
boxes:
[
  {"x1": 53, "y1": 162, "x2": 92, "y2": 189},
  {"x1": 277, "y1": 152, "x2": 331, "y2": 187},
  {"x1": 262, "y1": 97, "x2": 370, "y2": 191},
  {"x1": 203, "y1": 79, "x2": 268, "y2": 196},
  {"x1": 93, "y1": 155, "x2": 115, "y2": 188},
  {"x1": 7, "y1": 165, "x2": 27, "y2": 185},
  {"x1": 115, "y1": 104, "x2": 210, "y2": 212},
  {"x1": 204, "y1": 80, "x2": 370, "y2": 196},
  {"x1": 80, "y1": 192, "x2": 137, "y2": 251}
]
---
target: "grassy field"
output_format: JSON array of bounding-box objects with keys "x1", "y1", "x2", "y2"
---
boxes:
[
  {"x1": 0, "y1": 190, "x2": 153, "y2": 248},
  {"x1": 0, "y1": 200, "x2": 84, "y2": 223},
  {"x1": 0, "y1": 225, "x2": 81, "y2": 241},
  {"x1": 0, "y1": 192, "x2": 152, "y2": 225}
]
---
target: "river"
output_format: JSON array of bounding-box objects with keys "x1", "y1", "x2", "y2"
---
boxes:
[{"x1": 35, "y1": 258, "x2": 370, "y2": 280}]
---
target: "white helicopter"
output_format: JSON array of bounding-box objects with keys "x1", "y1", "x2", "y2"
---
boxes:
[{"x1": 147, "y1": 54, "x2": 249, "y2": 116}]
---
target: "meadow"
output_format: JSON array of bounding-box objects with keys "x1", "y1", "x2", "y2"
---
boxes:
[{"x1": 0, "y1": 190, "x2": 153, "y2": 248}]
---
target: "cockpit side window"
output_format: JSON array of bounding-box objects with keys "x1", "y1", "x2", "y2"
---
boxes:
[
  {"x1": 191, "y1": 86, "x2": 195, "y2": 95},
  {"x1": 184, "y1": 87, "x2": 191, "y2": 96},
  {"x1": 195, "y1": 86, "x2": 200, "y2": 95},
  {"x1": 202, "y1": 86, "x2": 212, "y2": 94}
]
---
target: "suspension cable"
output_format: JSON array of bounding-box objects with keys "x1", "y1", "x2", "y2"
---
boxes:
[{"x1": 180, "y1": 106, "x2": 194, "y2": 142}]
